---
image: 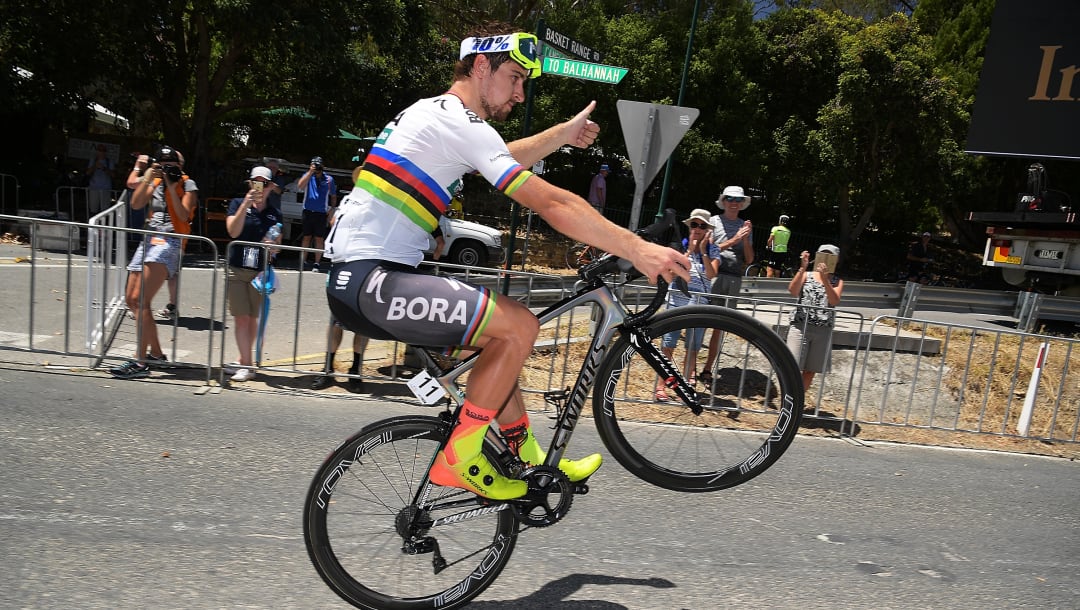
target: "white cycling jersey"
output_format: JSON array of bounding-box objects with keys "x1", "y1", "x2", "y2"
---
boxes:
[{"x1": 325, "y1": 93, "x2": 532, "y2": 266}]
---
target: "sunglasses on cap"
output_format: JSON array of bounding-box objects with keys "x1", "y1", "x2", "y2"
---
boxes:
[
  {"x1": 459, "y1": 33, "x2": 541, "y2": 79},
  {"x1": 688, "y1": 221, "x2": 710, "y2": 229},
  {"x1": 722, "y1": 196, "x2": 746, "y2": 203}
]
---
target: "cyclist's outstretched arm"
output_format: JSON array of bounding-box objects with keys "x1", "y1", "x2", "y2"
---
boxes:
[
  {"x1": 512, "y1": 175, "x2": 689, "y2": 285},
  {"x1": 507, "y1": 101, "x2": 599, "y2": 168}
]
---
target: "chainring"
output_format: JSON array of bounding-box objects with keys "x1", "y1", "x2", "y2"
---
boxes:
[{"x1": 509, "y1": 465, "x2": 574, "y2": 527}]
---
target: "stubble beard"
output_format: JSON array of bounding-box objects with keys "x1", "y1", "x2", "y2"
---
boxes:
[{"x1": 479, "y1": 90, "x2": 513, "y2": 122}]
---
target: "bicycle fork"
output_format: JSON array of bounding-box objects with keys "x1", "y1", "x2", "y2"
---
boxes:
[{"x1": 628, "y1": 327, "x2": 704, "y2": 415}]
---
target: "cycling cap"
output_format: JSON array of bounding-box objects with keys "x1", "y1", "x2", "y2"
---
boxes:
[{"x1": 459, "y1": 32, "x2": 541, "y2": 79}]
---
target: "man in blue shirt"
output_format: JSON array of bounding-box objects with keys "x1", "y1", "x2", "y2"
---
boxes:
[{"x1": 297, "y1": 156, "x2": 337, "y2": 272}]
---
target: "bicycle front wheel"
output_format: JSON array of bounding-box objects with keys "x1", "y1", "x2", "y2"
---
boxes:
[
  {"x1": 593, "y1": 305, "x2": 803, "y2": 492},
  {"x1": 304, "y1": 415, "x2": 518, "y2": 610}
]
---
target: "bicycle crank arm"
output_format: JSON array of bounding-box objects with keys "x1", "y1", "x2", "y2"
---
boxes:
[{"x1": 627, "y1": 329, "x2": 704, "y2": 415}]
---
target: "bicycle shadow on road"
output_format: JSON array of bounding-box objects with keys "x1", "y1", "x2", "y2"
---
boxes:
[{"x1": 470, "y1": 573, "x2": 675, "y2": 609}]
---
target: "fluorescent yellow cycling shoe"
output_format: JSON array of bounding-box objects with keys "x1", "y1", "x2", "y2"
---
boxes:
[
  {"x1": 429, "y1": 451, "x2": 527, "y2": 500},
  {"x1": 513, "y1": 429, "x2": 603, "y2": 483},
  {"x1": 554, "y1": 453, "x2": 603, "y2": 483}
]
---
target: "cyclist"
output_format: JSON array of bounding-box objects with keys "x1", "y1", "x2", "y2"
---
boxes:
[
  {"x1": 766, "y1": 214, "x2": 792, "y2": 277},
  {"x1": 323, "y1": 26, "x2": 690, "y2": 500}
]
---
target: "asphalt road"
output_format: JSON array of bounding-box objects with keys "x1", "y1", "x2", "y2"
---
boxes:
[{"x1": 1, "y1": 363, "x2": 1078, "y2": 609}]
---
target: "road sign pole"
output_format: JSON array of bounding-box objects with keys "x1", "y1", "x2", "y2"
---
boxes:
[{"x1": 629, "y1": 107, "x2": 658, "y2": 232}]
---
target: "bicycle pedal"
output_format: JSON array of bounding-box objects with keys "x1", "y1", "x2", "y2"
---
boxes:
[{"x1": 573, "y1": 482, "x2": 590, "y2": 495}]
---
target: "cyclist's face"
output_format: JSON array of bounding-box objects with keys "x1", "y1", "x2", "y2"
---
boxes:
[{"x1": 478, "y1": 57, "x2": 527, "y2": 122}]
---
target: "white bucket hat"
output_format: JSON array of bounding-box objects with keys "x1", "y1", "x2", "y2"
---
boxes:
[
  {"x1": 683, "y1": 208, "x2": 712, "y2": 226},
  {"x1": 716, "y1": 186, "x2": 751, "y2": 211}
]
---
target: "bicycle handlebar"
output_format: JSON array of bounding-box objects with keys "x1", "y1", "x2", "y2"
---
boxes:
[{"x1": 577, "y1": 208, "x2": 690, "y2": 327}]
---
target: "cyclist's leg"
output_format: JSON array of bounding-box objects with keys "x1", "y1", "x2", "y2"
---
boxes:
[
  {"x1": 497, "y1": 390, "x2": 603, "y2": 482},
  {"x1": 326, "y1": 261, "x2": 530, "y2": 499},
  {"x1": 428, "y1": 295, "x2": 539, "y2": 499}
]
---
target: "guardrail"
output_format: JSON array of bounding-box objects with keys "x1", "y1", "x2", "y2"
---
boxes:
[
  {"x1": 2, "y1": 212, "x2": 1078, "y2": 449},
  {"x1": 743, "y1": 276, "x2": 1079, "y2": 328}
]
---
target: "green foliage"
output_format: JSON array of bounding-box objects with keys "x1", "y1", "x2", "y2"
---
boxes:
[{"x1": 3, "y1": 0, "x2": 1062, "y2": 267}]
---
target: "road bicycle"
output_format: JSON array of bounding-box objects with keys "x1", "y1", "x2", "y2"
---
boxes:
[
  {"x1": 564, "y1": 240, "x2": 600, "y2": 269},
  {"x1": 745, "y1": 251, "x2": 796, "y2": 278},
  {"x1": 303, "y1": 211, "x2": 804, "y2": 609}
]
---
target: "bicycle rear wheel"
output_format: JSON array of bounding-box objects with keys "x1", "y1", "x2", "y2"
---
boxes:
[
  {"x1": 593, "y1": 305, "x2": 803, "y2": 492},
  {"x1": 304, "y1": 415, "x2": 518, "y2": 610}
]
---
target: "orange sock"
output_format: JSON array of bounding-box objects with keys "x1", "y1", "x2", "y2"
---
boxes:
[{"x1": 444, "y1": 401, "x2": 499, "y2": 465}]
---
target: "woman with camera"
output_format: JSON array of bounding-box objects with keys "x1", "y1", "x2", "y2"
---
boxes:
[{"x1": 110, "y1": 146, "x2": 198, "y2": 379}]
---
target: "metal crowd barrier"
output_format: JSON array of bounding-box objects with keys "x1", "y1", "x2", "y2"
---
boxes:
[{"x1": 1, "y1": 211, "x2": 1076, "y2": 447}]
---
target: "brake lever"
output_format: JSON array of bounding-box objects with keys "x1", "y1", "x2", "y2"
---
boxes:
[{"x1": 672, "y1": 275, "x2": 690, "y2": 297}]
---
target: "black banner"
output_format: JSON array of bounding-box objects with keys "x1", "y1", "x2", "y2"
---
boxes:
[{"x1": 965, "y1": 0, "x2": 1080, "y2": 160}]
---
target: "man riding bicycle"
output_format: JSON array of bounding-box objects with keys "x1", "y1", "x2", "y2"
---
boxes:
[{"x1": 323, "y1": 25, "x2": 690, "y2": 500}]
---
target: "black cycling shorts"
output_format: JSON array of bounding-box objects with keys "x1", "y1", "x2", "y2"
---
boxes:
[
  {"x1": 302, "y1": 210, "x2": 329, "y2": 238},
  {"x1": 325, "y1": 260, "x2": 497, "y2": 350}
]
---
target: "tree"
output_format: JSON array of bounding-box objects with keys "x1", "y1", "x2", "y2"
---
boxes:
[
  {"x1": 805, "y1": 14, "x2": 966, "y2": 257},
  {"x1": 1, "y1": 0, "x2": 449, "y2": 194},
  {"x1": 754, "y1": 9, "x2": 862, "y2": 223}
]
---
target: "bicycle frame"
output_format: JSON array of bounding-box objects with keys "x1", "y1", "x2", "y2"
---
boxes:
[{"x1": 407, "y1": 274, "x2": 698, "y2": 516}]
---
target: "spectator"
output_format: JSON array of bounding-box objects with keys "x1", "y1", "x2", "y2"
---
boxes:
[
  {"x1": 310, "y1": 319, "x2": 369, "y2": 392},
  {"x1": 124, "y1": 153, "x2": 150, "y2": 251},
  {"x1": 787, "y1": 244, "x2": 844, "y2": 389},
  {"x1": 110, "y1": 145, "x2": 197, "y2": 379},
  {"x1": 587, "y1": 163, "x2": 608, "y2": 213},
  {"x1": 154, "y1": 150, "x2": 195, "y2": 321},
  {"x1": 297, "y1": 156, "x2": 337, "y2": 272},
  {"x1": 85, "y1": 144, "x2": 114, "y2": 219},
  {"x1": 263, "y1": 157, "x2": 289, "y2": 211},
  {"x1": 906, "y1": 231, "x2": 933, "y2": 283},
  {"x1": 699, "y1": 185, "x2": 754, "y2": 385},
  {"x1": 222, "y1": 166, "x2": 283, "y2": 383},
  {"x1": 654, "y1": 209, "x2": 720, "y2": 401},
  {"x1": 312, "y1": 204, "x2": 368, "y2": 391},
  {"x1": 766, "y1": 214, "x2": 792, "y2": 278}
]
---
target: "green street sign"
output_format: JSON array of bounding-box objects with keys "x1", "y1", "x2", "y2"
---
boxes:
[{"x1": 542, "y1": 57, "x2": 628, "y2": 85}]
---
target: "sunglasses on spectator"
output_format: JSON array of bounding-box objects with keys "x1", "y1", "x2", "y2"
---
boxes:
[
  {"x1": 722, "y1": 196, "x2": 746, "y2": 203},
  {"x1": 688, "y1": 221, "x2": 710, "y2": 229}
]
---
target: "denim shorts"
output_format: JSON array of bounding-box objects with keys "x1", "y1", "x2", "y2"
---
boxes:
[
  {"x1": 127, "y1": 234, "x2": 182, "y2": 277},
  {"x1": 662, "y1": 326, "x2": 706, "y2": 352}
]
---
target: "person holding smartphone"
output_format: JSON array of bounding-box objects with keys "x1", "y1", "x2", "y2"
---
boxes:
[
  {"x1": 222, "y1": 166, "x2": 283, "y2": 382},
  {"x1": 787, "y1": 244, "x2": 844, "y2": 389}
]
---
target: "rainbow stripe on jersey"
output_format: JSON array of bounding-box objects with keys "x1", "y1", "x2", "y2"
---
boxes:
[{"x1": 355, "y1": 147, "x2": 532, "y2": 233}]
